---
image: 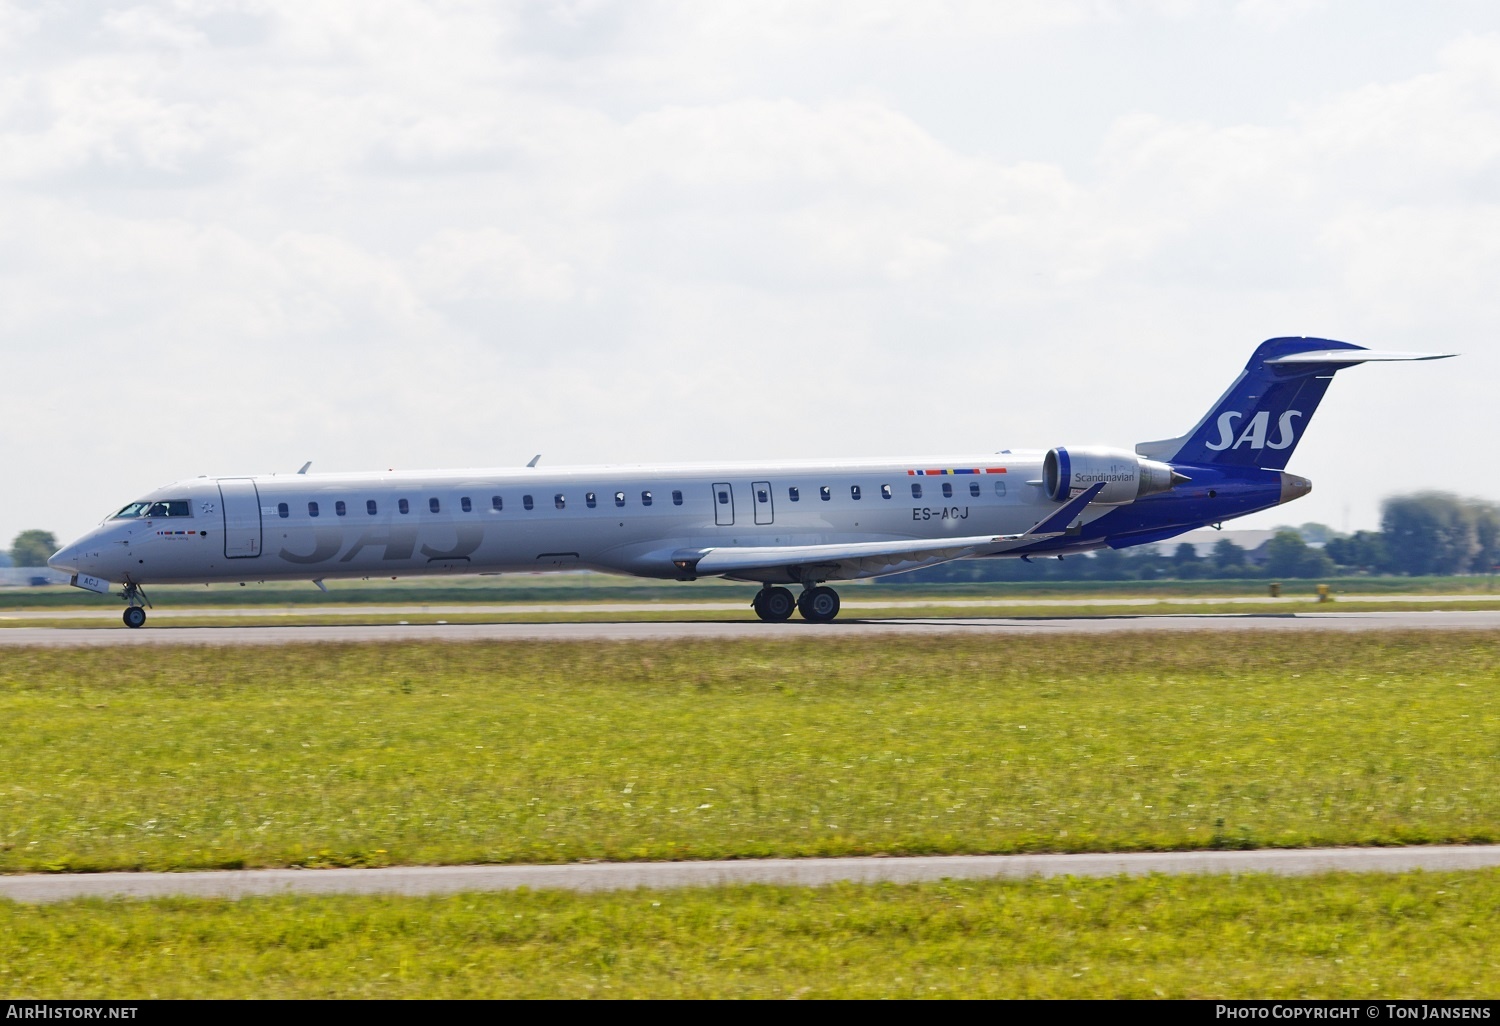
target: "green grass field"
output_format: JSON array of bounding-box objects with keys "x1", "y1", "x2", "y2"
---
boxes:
[
  {"x1": 4, "y1": 871, "x2": 1498, "y2": 998},
  {"x1": 2, "y1": 633, "x2": 1496, "y2": 873}
]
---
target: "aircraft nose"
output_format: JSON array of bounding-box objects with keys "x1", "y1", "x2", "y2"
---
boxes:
[{"x1": 47, "y1": 542, "x2": 80, "y2": 573}]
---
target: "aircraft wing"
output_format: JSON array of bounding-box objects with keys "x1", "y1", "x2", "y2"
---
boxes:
[{"x1": 672, "y1": 482, "x2": 1106, "y2": 580}]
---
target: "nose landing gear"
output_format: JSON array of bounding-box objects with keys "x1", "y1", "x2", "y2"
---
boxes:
[{"x1": 120, "y1": 582, "x2": 151, "y2": 629}]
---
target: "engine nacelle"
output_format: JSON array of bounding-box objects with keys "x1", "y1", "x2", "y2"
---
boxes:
[{"x1": 1043, "y1": 446, "x2": 1182, "y2": 505}]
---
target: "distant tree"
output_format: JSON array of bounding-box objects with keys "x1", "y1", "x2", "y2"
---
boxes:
[
  {"x1": 1086, "y1": 547, "x2": 1133, "y2": 580},
  {"x1": 1324, "y1": 530, "x2": 1390, "y2": 574},
  {"x1": 1264, "y1": 530, "x2": 1335, "y2": 579},
  {"x1": 1295, "y1": 522, "x2": 1338, "y2": 545},
  {"x1": 1381, "y1": 493, "x2": 1478, "y2": 575},
  {"x1": 1211, "y1": 537, "x2": 1248, "y2": 575},
  {"x1": 1472, "y1": 501, "x2": 1500, "y2": 573},
  {"x1": 9, "y1": 530, "x2": 58, "y2": 568},
  {"x1": 1170, "y1": 542, "x2": 1205, "y2": 579}
]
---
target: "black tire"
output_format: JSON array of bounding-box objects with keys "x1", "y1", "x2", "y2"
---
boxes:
[
  {"x1": 757, "y1": 587, "x2": 796, "y2": 622},
  {"x1": 122, "y1": 606, "x2": 147, "y2": 629},
  {"x1": 798, "y1": 586, "x2": 840, "y2": 623}
]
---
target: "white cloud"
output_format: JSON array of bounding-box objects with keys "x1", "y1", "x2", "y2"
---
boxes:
[{"x1": 1, "y1": 3, "x2": 1497, "y2": 548}]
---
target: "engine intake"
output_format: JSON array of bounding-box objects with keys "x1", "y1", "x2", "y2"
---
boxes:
[{"x1": 1043, "y1": 446, "x2": 1183, "y2": 505}]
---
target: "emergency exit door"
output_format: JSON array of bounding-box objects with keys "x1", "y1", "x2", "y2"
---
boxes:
[
  {"x1": 752, "y1": 481, "x2": 774, "y2": 525},
  {"x1": 712, "y1": 483, "x2": 734, "y2": 526}
]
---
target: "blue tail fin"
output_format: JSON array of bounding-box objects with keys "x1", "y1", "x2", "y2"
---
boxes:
[{"x1": 1136, "y1": 337, "x2": 1384, "y2": 471}]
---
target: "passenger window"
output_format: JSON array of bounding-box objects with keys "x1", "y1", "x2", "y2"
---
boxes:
[
  {"x1": 398, "y1": 499, "x2": 410, "y2": 515},
  {"x1": 308, "y1": 501, "x2": 319, "y2": 518},
  {"x1": 672, "y1": 490, "x2": 683, "y2": 506},
  {"x1": 819, "y1": 486, "x2": 831, "y2": 501},
  {"x1": 942, "y1": 482, "x2": 953, "y2": 498},
  {"x1": 555, "y1": 494, "x2": 566, "y2": 509},
  {"x1": 970, "y1": 482, "x2": 981, "y2": 498},
  {"x1": 586, "y1": 492, "x2": 597, "y2": 508},
  {"x1": 367, "y1": 499, "x2": 378, "y2": 516},
  {"x1": 278, "y1": 502, "x2": 289, "y2": 519},
  {"x1": 994, "y1": 480, "x2": 1007, "y2": 497},
  {"x1": 641, "y1": 490, "x2": 653, "y2": 506},
  {"x1": 615, "y1": 491, "x2": 626, "y2": 507},
  {"x1": 429, "y1": 497, "x2": 441, "y2": 514},
  {"x1": 335, "y1": 500, "x2": 347, "y2": 517},
  {"x1": 881, "y1": 484, "x2": 892, "y2": 500},
  {"x1": 491, "y1": 495, "x2": 503, "y2": 511},
  {"x1": 523, "y1": 495, "x2": 534, "y2": 511},
  {"x1": 461, "y1": 497, "x2": 472, "y2": 513},
  {"x1": 850, "y1": 485, "x2": 861, "y2": 500},
  {"x1": 788, "y1": 487, "x2": 800, "y2": 502},
  {"x1": 911, "y1": 483, "x2": 922, "y2": 499}
]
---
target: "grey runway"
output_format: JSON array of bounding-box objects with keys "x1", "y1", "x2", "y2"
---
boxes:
[
  {"x1": 2, "y1": 609, "x2": 1499, "y2": 646},
  {"x1": 6, "y1": 845, "x2": 1500, "y2": 902},
  {"x1": 3, "y1": 592, "x2": 1494, "y2": 621}
]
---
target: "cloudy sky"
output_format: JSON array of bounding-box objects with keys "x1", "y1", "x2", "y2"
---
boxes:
[{"x1": 4, "y1": 0, "x2": 1497, "y2": 552}]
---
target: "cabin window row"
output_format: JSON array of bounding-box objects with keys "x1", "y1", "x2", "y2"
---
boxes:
[
  {"x1": 785, "y1": 480, "x2": 1006, "y2": 502},
  {"x1": 275, "y1": 489, "x2": 688, "y2": 519}
]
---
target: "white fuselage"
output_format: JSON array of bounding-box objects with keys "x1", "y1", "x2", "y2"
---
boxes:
[{"x1": 55, "y1": 453, "x2": 1081, "y2": 587}]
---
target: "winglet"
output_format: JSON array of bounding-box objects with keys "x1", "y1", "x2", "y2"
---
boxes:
[
  {"x1": 527, "y1": 454, "x2": 541, "y2": 468},
  {"x1": 297, "y1": 461, "x2": 312, "y2": 475}
]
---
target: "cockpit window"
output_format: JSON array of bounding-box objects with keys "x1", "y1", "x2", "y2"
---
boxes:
[{"x1": 114, "y1": 500, "x2": 190, "y2": 519}]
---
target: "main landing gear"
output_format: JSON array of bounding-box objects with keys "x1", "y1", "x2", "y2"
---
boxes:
[
  {"x1": 752, "y1": 584, "x2": 841, "y2": 623},
  {"x1": 120, "y1": 582, "x2": 151, "y2": 629}
]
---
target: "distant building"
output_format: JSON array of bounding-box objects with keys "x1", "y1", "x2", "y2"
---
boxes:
[{"x1": 0, "y1": 567, "x2": 70, "y2": 587}]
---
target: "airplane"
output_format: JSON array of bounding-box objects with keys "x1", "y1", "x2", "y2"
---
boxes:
[{"x1": 49, "y1": 337, "x2": 1453, "y2": 628}]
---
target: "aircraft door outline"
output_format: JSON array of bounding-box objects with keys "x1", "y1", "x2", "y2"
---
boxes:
[
  {"x1": 753, "y1": 480, "x2": 774, "y2": 525},
  {"x1": 218, "y1": 479, "x2": 263, "y2": 558},
  {"x1": 712, "y1": 483, "x2": 735, "y2": 526}
]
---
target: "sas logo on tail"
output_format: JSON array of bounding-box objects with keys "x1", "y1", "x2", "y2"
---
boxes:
[{"x1": 1205, "y1": 410, "x2": 1303, "y2": 451}]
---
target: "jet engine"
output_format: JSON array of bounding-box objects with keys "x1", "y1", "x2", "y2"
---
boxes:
[{"x1": 1043, "y1": 446, "x2": 1185, "y2": 504}]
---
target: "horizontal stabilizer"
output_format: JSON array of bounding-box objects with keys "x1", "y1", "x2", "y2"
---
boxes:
[{"x1": 1264, "y1": 349, "x2": 1456, "y2": 365}]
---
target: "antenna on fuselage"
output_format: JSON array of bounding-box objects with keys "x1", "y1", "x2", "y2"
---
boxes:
[
  {"x1": 527, "y1": 454, "x2": 541, "y2": 468},
  {"x1": 297, "y1": 461, "x2": 312, "y2": 475}
]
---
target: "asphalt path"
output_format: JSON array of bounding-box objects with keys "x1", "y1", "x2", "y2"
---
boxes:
[
  {"x1": 2, "y1": 592, "x2": 1495, "y2": 621},
  {"x1": 5, "y1": 846, "x2": 1500, "y2": 902},
  {"x1": 2, "y1": 609, "x2": 1499, "y2": 646}
]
